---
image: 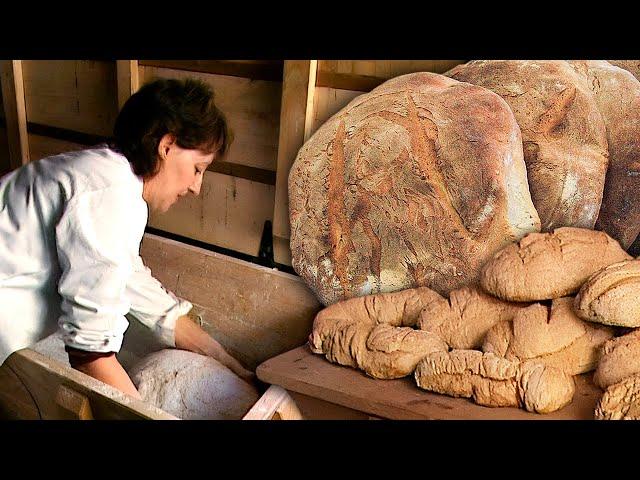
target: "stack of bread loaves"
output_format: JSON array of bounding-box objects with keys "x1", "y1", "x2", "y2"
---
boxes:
[
  {"x1": 309, "y1": 227, "x2": 639, "y2": 415},
  {"x1": 290, "y1": 61, "x2": 640, "y2": 308},
  {"x1": 296, "y1": 60, "x2": 640, "y2": 417}
]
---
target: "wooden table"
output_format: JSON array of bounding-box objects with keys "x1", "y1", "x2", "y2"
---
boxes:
[{"x1": 256, "y1": 345, "x2": 603, "y2": 420}]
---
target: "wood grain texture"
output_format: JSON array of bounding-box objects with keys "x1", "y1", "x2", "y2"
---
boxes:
[
  {"x1": 257, "y1": 345, "x2": 602, "y2": 420},
  {"x1": 139, "y1": 66, "x2": 281, "y2": 172},
  {"x1": 1, "y1": 60, "x2": 30, "y2": 168},
  {"x1": 2, "y1": 349, "x2": 177, "y2": 420},
  {"x1": 147, "y1": 170, "x2": 275, "y2": 258},
  {"x1": 22, "y1": 60, "x2": 118, "y2": 137},
  {"x1": 139, "y1": 60, "x2": 284, "y2": 82},
  {"x1": 272, "y1": 61, "x2": 317, "y2": 244},
  {"x1": 139, "y1": 234, "x2": 321, "y2": 370}
]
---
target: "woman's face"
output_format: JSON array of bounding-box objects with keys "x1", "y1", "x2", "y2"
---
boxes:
[{"x1": 143, "y1": 134, "x2": 215, "y2": 213}]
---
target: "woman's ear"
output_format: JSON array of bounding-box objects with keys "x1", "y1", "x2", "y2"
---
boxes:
[{"x1": 157, "y1": 133, "x2": 176, "y2": 159}]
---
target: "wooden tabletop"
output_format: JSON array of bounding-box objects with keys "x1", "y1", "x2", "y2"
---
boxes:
[{"x1": 256, "y1": 345, "x2": 603, "y2": 420}]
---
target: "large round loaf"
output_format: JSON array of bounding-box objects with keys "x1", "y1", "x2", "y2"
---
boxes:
[
  {"x1": 446, "y1": 60, "x2": 609, "y2": 231},
  {"x1": 568, "y1": 61, "x2": 640, "y2": 250},
  {"x1": 289, "y1": 72, "x2": 540, "y2": 305},
  {"x1": 129, "y1": 349, "x2": 260, "y2": 420}
]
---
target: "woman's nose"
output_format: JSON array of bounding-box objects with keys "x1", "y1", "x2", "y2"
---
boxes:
[{"x1": 188, "y1": 174, "x2": 203, "y2": 195}]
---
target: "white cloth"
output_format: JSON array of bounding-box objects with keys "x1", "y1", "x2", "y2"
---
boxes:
[{"x1": 0, "y1": 146, "x2": 192, "y2": 365}]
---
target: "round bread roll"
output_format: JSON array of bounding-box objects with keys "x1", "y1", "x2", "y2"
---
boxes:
[
  {"x1": 129, "y1": 349, "x2": 259, "y2": 420},
  {"x1": 593, "y1": 329, "x2": 640, "y2": 390},
  {"x1": 290, "y1": 71, "x2": 540, "y2": 305},
  {"x1": 575, "y1": 259, "x2": 640, "y2": 327},
  {"x1": 480, "y1": 227, "x2": 632, "y2": 301}
]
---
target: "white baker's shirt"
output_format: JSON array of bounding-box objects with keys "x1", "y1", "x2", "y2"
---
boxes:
[{"x1": 0, "y1": 146, "x2": 192, "y2": 365}]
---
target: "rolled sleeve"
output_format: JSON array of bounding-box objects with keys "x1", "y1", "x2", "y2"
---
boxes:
[
  {"x1": 126, "y1": 255, "x2": 192, "y2": 348},
  {"x1": 56, "y1": 187, "x2": 144, "y2": 353}
]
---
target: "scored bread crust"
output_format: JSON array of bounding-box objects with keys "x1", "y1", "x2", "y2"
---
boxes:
[
  {"x1": 289, "y1": 71, "x2": 540, "y2": 305},
  {"x1": 417, "y1": 285, "x2": 529, "y2": 350},
  {"x1": 480, "y1": 227, "x2": 632, "y2": 301},
  {"x1": 575, "y1": 259, "x2": 640, "y2": 327}
]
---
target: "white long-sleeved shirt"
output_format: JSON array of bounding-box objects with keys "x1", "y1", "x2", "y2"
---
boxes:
[{"x1": 0, "y1": 146, "x2": 192, "y2": 365}]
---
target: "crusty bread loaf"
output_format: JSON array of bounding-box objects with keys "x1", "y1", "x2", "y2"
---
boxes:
[
  {"x1": 447, "y1": 60, "x2": 609, "y2": 232},
  {"x1": 308, "y1": 287, "x2": 447, "y2": 378},
  {"x1": 593, "y1": 329, "x2": 640, "y2": 389},
  {"x1": 595, "y1": 373, "x2": 640, "y2": 420},
  {"x1": 289, "y1": 72, "x2": 540, "y2": 305},
  {"x1": 482, "y1": 297, "x2": 615, "y2": 375},
  {"x1": 480, "y1": 227, "x2": 632, "y2": 301},
  {"x1": 575, "y1": 259, "x2": 640, "y2": 327},
  {"x1": 417, "y1": 285, "x2": 529, "y2": 350},
  {"x1": 568, "y1": 61, "x2": 640, "y2": 250},
  {"x1": 414, "y1": 350, "x2": 575, "y2": 413}
]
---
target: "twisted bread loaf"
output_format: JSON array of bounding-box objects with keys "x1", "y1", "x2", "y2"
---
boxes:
[
  {"x1": 308, "y1": 287, "x2": 447, "y2": 378},
  {"x1": 414, "y1": 349, "x2": 575, "y2": 413}
]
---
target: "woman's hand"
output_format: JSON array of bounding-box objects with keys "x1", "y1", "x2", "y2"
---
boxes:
[{"x1": 174, "y1": 313, "x2": 258, "y2": 386}]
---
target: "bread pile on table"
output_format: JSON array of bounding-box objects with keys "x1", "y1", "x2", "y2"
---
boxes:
[{"x1": 293, "y1": 60, "x2": 640, "y2": 417}]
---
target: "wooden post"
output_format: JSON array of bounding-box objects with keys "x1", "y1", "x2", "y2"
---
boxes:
[
  {"x1": 116, "y1": 60, "x2": 139, "y2": 110},
  {"x1": 272, "y1": 60, "x2": 318, "y2": 266},
  {"x1": 242, "y1": 385, "x2": 303, "y2": 420},
  {"x1": 0, "y1": 60, "x2": 30, "y2": 169}
]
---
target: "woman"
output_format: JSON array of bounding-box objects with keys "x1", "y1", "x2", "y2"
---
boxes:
[{"x1": 0, "y1": 77, "x2": 254, "y2": 400}]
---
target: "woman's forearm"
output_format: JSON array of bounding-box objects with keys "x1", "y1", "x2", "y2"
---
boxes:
[
  {"x1": 74, "y1": 354, "x2": 142, "y2": 400},
  {"x1": 174, "y1": 314, "x2": 255, "y2": 382}
]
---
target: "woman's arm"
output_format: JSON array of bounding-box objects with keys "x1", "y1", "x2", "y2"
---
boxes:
[
  {"x1": 174, "y1": 314, "x2": 256, "y2": 384},
  {"x1": 69, "y1": 351, "x2": 142, "y2": 400}
]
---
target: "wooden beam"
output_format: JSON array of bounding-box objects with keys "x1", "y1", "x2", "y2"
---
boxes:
[
  {"x1": 242, "y1": 385, "x2": 303, "y2": 420},
  {"x1": 3, "y1": 348, "x2": 177, "y2": 420},
  {"x1": 315, "y1": 71, "x2": 386, "y2": 92},
  {"x1": 0, "y1": 60, "x2": 30, "y2": 169},
  {"x1": 116, "y1": 60, "x2": 139, "y2": 110},
  {"x1": 272, "y1": 60, "x2": 318, "y2": 252},
  {"x1": 139, "y1": 60, "x2": 284, "y2": 82}
]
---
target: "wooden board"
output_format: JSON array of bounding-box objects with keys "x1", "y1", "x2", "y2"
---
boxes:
[
  {"x1": 21, "y1": 60, "x2": 118, "y2": 137},
  {"x1": 256, "y1": 346, "x2": 603, "y2": 420},
  {"x1": 139, "y1": 66, "x2": 281, "y2": 172},
  {"x1": 139, "y1": 60, "x2": 284, "y2": 82},
  {"x1": 0, "y1": 126, "x2": 10, "y2": 176},
  {"x1": 1, "y1": 348, "x2": 177, "y2": 420},
  {"x1": 147, "y1": 170, "x2": 275, "y2": 258},
  {"x1": 272, "y1": 61, "x2": 318, "y2": 263},
  {"x1": 139, "y1": 234, "x2": 321, "y2": 370},
  {"x1": 1, "y1": 60, "x2": 29, "y2": 168},
  {"x1": 317, "y1": 60, "x2": 465, "y2": 91}
]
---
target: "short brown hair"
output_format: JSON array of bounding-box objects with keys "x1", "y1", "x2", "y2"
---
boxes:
[{"x1": 113, "y1": 78, "x2": 230, "y2": 178}]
